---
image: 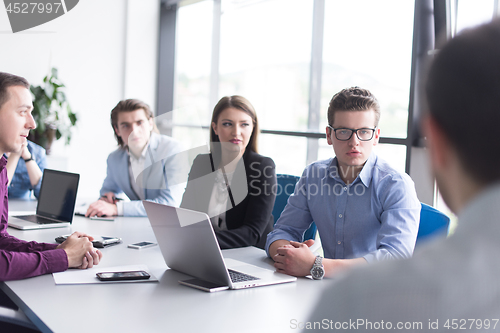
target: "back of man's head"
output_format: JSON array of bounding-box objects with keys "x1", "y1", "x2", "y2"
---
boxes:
[
  {"x1": 426, "y1": 19, "x2": 500, "y2": 186},
  {"x1": 0, "y1": 72, "x2": 30, "y2": 110}
]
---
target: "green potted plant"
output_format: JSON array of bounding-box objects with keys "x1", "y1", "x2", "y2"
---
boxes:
[{"x1": 28, "y1": 68, "x2": 77, "y2": 154}]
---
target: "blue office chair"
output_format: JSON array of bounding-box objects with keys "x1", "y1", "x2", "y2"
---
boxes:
[
  {"x1": 272, "y1": 174, "x2": 317, "y2": 241},
  {"x1": 415, "y1": 203, "x2": 450, "y2": 247}
]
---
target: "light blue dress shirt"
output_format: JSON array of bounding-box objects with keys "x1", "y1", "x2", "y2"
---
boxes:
[
  {"x1": 99, "y1": 133, "x2": 187, "y2": 216},
  {"x1": 7, "y1": 141, "x2": 47, "y2": 199},
  {"x1": 265, "y1": 152, "x2": 420, "y2": 263}
]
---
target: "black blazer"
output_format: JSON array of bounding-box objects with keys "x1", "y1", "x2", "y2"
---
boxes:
[{"x1": 181, "y1": 150, "x2": 277, "y2": 249}]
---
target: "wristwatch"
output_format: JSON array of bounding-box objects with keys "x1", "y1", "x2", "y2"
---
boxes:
[
  {"x1": 310, "y1": 255, "x2": 325, "y2": 280},
  {"x1": 23, "y1": 156, "x2": 34, "y2": 163}
]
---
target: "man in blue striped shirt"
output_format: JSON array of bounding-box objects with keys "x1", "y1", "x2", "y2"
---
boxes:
[
  {"x1": 6, "y1": 140, "x2": 46, "y2": 199},
  {"x1": 266, "y1": 87, "x2": 420, "y2": 279}
]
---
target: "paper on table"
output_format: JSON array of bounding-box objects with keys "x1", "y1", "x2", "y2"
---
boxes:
[{"x1": 53, "y1": 264, "x2": 158, "y2": 284}]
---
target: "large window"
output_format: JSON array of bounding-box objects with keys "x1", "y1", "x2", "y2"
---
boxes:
[
  {"x1": 218, "y1": 0, "x2": 312, "y2": 134},
  {"x1": 320, "y1": 0, "x2": 414, "y2": 139},
  {"x1": 171, "y1": 0, "x2": 415, "y2": 176},
  {"x1": 455, "y1": 0, "x2": 497, "y2": 34},
  {"x1": 173, "y1": 1, "x2": 213, "y2": 156},
  {"x1": 319, "y1": 0, "x2": 414, "y2": 172}
]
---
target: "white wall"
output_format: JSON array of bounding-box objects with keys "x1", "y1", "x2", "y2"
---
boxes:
[
  {"x1": 0, "y1": 0, "x2": 159, "y2": 198},
  {"x1": 124, "y1": 0, "x2": 160, "y2": 103}
]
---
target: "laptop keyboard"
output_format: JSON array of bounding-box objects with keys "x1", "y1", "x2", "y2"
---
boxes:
[
  {"x1": 228, "y1": 269, "x2": 260, "y2": 283},
  {"x1": 15, "y1": 215, "x2": 61, "y2": 224}
]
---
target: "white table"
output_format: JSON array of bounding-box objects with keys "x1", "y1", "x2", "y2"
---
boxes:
[{"x1": 2, "y1": 200, "x2": 327, "y2": 333}]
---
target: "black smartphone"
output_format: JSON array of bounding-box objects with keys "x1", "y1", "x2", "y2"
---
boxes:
[
  {"x1": 179, "y1": 278, "x2": 229, "y2": 292},
  {"x1": 55, "y1": 235, "x2": 122, "y2": 248},
  {"x1": 96, "y1": 270, "x2": 151, "y2": 281}
]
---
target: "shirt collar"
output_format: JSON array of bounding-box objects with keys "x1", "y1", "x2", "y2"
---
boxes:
[
  {"x1": 328, "y1": 151, "x2": 377, "y2": 187},
  {"x1": 357, "y1": 151, "x2": 376, "y2": 187},
  {"x1": 127, "y1": 140, "x2": 150, "y2": 161}
]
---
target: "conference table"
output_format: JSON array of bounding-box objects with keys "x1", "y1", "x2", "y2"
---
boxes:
[{"x1": 2, "y1": 199, "x2": 327, "y2": 333}]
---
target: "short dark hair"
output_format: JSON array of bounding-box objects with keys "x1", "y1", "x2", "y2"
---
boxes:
[
  {"x1": 327, "y1": 87, "x2": 381, "y2": 127},
  {"x1": 110, "y1": 99, "x2": 158, "y2": 147},
  {"x1": 0, "y1": 72, "x2": 30, "y2": 110},
  {"x1": 210, "y1": 95, "x2": 259, "y2": 154},
  {"x1": 426, "y1": 19, "x2": 500, "y2": 185}
]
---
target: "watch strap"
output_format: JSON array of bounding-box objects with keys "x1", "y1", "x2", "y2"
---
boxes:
[{"x1": 310, "y1": 255, "x2": 325, "y2": 280}]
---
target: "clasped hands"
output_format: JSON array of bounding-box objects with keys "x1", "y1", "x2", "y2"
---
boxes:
[
  {"x1": 272, "y1": 239, "x2": 316, "y2": 277},
  {"x1": 56, "y1": 231, "x2": 103, "y2": 269},
  {"x1": 6, "y1": 141, "x2": 31, "y2": 160}
]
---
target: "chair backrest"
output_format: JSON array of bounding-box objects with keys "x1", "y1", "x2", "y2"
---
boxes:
[
  {"x1": 273, "y1": 174, "x2": 317, "y2": 241},
  {"x1": 416, "y1": 203, "x2": 450, "y2": 247},
  {"x1": 0, "y1": 288, "x2": 39, "y2": 332}
]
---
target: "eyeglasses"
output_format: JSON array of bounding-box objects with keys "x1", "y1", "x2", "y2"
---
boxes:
[{"x1": 327, "y1": 125, "x2": 377, "y2": 141}]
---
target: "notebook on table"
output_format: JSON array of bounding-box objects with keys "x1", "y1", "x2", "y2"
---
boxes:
[
  {"x1": 143, "y1": 201, "x2": 296, "y2": 291},
  {"x1": 8, "y1": 169, "x2": 80, "y2": 230}
]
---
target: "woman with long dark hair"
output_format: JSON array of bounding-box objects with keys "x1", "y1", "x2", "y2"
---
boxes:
[{"x1": 181, "y1": 95, "x2": 276, "y2": 249}]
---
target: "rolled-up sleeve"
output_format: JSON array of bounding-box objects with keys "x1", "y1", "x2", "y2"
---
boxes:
[
  {"x1": 32, "y1": 143, "x2": 47, "y2": 199},
  {"x1": 363, "y1": 173, "x2": 421, "y2": 263}
]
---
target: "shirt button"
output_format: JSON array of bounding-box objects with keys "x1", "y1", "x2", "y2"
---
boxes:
[
  {"x1": 343, "y1": 187, "x2": 347, "y2": 191},
  {"x1": 337, "y1": 241, "x2": 341, "y2": 245},
  {"x1": 339, "y1": 214, "x2": 343, "y2": 218}
]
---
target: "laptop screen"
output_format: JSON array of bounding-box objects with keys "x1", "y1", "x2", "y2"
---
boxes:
[{"x1": 36, "y1": 169, "x2": 80, "y2": 222}]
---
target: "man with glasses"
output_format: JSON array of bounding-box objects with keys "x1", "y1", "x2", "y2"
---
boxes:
[{"x1": 266, "y1": 87, "x2": 420, "y2": 278}]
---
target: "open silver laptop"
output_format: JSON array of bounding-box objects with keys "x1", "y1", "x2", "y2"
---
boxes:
[
  {"x1": 8, "y1": 169, "x2": 79, "y2": 230},
  {"x1": 143, "y1": 201, "x2": 296, "y2": 290}
]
